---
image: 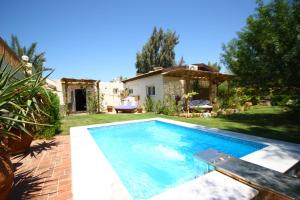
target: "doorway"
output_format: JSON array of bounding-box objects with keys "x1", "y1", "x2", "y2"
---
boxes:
[{"x1": 75, "y1": 89, "x2": 87, "y2": 111}]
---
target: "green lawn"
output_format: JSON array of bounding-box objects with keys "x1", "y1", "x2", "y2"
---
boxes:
[{"x1": 61, "y1": 106, "x2": 300, "y2": 143}]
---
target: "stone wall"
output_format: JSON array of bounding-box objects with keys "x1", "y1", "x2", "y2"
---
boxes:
[{"x1": 163, "y1": 76, "x2": 185, "y2": 99}]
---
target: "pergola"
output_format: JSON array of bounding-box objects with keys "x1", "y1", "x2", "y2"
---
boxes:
[
  {"x1": 61, "y1": 78, "x2": 100, "y2": 113},
  {"x1": 161, "y1": 67, "x2": 234, "y2": 102}
]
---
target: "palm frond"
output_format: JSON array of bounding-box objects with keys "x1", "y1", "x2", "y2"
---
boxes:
[{"x1": 27, "y1": 42, "x2": 37, "y2": 59}]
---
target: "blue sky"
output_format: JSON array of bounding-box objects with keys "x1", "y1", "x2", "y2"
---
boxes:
[{"x1": 1, "y1": 0, "x2": 257, "y2": 81}]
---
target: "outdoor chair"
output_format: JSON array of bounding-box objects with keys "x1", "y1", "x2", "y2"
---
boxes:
[{"x1": 115, "y1": 100, "x2": 137, "y2": 113}]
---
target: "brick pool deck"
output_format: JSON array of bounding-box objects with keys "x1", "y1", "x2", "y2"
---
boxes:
[{"x1": 9, "y1": 136, "x2": 72, "y2": 200}]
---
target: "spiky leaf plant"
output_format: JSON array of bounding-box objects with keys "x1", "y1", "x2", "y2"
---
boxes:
[{"x1": 0, "y1": 54, "x2": 51, "y2": 155}]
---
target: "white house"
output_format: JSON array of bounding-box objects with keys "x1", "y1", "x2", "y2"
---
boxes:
[
  {"x1": 99, "y1": 81, "x2": 124, "y2": 108},
  {"x1": 123, "y1": 64, "x2": 233, "y2": 107}
]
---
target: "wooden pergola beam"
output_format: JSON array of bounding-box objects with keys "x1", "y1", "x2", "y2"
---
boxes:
[
  {"x1": 61, "y1": 77, "x2": 97, "y2": 84},
  {"x1": 162, "y1": 69, "x2": 234, "y2": 84}
]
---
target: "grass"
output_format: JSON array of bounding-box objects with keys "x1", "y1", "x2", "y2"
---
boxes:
[{"x1": 60, "y1": 106, "x2": 300, "y2": 144}]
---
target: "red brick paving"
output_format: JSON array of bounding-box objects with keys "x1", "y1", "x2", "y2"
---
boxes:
[{"x1": 9, "y1": 136, "x2": 72, "y2": 200}]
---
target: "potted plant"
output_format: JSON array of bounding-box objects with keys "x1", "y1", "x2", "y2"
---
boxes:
[
  {"x1": 137, "y1": 105, "x2": 143, "y2": 113},
  {"x1": 0, "y1": 146, "x2": 14, "y2": 200},
  {"x1": 107, "y1": 105, "x2": 113, "y2": 112},
  {"x1": 6, "y1": 70, "x2": 50, "y2": 154},
  {"x1": 0, "y1": 57, "x2": 30, "y2": 197}
]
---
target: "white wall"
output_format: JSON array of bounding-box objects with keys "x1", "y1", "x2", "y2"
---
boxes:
[
  {"x1": 124, "y1": 74, "x2": 164, "y2": 107},
  {"x1": 100, "y1": 81, "x2": 124, "y2": 107},
  {"x1": 46, "y1": 79, "x2": 64, "y2": 105}
]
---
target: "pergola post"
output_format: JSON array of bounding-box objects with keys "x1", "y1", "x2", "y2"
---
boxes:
[
  {"x1": 227, "y1": 80, "x2": 230, "y2": 96},
  {"x1": 208, "y1": 75, "x2": 212, "y2": 104},
  {"x1": 64, "y1": 81, "x2": 69, "y2": 115},
  {"x1": 185, "y1": 78, "x2": 190, "y2": 93},
  {"x1": 96, "y1": 80, "x2": 100, "y2": 113}
]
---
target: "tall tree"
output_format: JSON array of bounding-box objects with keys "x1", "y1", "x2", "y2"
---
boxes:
[
  {"x1": 136, "y1": 27, "x2": 179, "y2": 73},
  {"x1": 207, "y1": 61, "x2": 221, "y2": 72},
  {"x1": 177, "y1": 56, "x2": 185, "y2": 66},
  {"x1": 221, "y1": 0, "x2": 300, "y2": 89},
  {"x1": 10, "y1": 35, "x2": 48, "y2": 74}
]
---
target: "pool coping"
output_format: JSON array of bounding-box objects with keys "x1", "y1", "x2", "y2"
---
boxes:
[{"x1": 70, "y1": 118, "x2": 300, "y2": 200}]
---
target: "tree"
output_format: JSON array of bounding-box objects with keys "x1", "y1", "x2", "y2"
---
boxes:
[
  {"x1": 221, "y1": 0, "x2": 300, "y2": 90},
  {"x1": 177, "y1": 56, "x2": 185, "y2": 66},
  {"x1": 136, "y1": 27, "x2": 179, "y2": 73},
  {"x1": 207, "y1": 61, "x2": 221, "y2": 72},
  {"x1": 10, "y1": 35, "x2": 49, "y2": 74},
  {"x1": 111, "y1": 76, "x2": 127, "y2": 82}
]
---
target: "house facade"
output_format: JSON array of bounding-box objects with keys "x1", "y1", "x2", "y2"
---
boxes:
[
  {"x1": 49, "y1": 78, "x2": 124, "y2": 114},
  {"x1": 123, "y1": 64, "x2": 233, "y2": 107},
  {"x1": 46, "y1": 64, "x2": 232, "y2": 114},
  {"x1": 124, "y1": 72, "x2": 165, "y2": 105},
  {"x1": 99, "y1": 81, "x2": 124, "y2": 108}
]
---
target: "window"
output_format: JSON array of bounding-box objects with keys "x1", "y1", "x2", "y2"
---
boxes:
[
  {"x1": 128, "y1": 89, "x2": 133, "y2": 95},
  {"x1": 146, "y1": 86, "x2": 155, "y2": 96},
  {"x1": 113, "y1": 88, "x2": 118, "y2": 94}
]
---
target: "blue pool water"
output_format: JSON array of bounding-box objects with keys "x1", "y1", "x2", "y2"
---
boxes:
[{"x1": 88, "y1": 120, "x2": 266, "y2": 199}]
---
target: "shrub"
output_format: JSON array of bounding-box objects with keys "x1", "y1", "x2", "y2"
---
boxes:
[
  {"x1": 161, "y1": 95, "x2": 181, "y2": 116},
  {"x1": 286, "y1": 96, "x2": 300, "y2": 121},
  {"x1": 144, "y1": 96, "x2": 154, "y2": 112},
  {"x1": 152, "y1": 96, "x2": 182, "y2": 116},
  {"x1": 154, "y1": 100, "x2": 164, "y2": 114},
  {"x1": 271, "y1": 94, "x2": 291, "y2": 106},
  {"x1": 250, "y1": 95, "x2": 260, "y2": 105},
  {"x1": 217, "y1": 82, "x2": 231, "y2": 108},
  {"x1": 87, "y1": 92, "x2": 98, "y2": 114},
  {"x1": 35, "y1": 90, "x2": 61, "y2": 138},
  {"x1": 217, "y1": 84, "x2": 261, "y2": 108}
]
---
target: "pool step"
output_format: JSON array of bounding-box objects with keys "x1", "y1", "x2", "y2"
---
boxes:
[
  {"x1": 195, "y1": 149, "x2": 300, "y2": 200},
  {"x1": 150, "y1": 171, "x2": 259, "y2": 200}
]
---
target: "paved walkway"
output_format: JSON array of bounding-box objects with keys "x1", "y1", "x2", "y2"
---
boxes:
[{"x1": 9, "y1": 136, "x2": 72, "y2": 200}]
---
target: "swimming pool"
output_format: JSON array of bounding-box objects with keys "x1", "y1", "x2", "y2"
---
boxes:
[{"x1": 88, "y1": 120, "x2": 266, "y2": 200}]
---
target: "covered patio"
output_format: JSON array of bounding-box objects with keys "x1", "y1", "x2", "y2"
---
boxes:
[{"x1": 162, "y1": 65, "x2": 234, "y2": 103}]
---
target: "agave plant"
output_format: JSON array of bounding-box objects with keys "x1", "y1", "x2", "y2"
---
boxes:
[{"x1": 0, "y1": 54, "x2": 51, "y2": 154}]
